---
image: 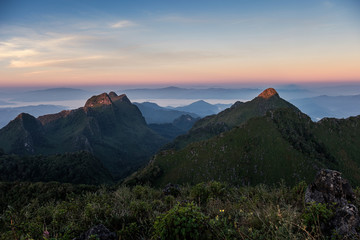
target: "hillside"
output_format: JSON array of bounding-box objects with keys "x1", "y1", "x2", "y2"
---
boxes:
[
  {"x1": 0, "y1": 92, "x2": 167, "y2": 180},
  {"x1": 149, "y1": 114, "x2": 200, "y2": 141},
  {"x1": 0, "y1": 151, "x2": 113, "y2": 184},
  {"x1": 166, "y1": 88, "x2": 300, "y2": 150},
  {"x1": 127, "y1": 91, "x2": 360, "y2": 187},
  {"x1": 3, "y1": 178, "x2": 356, "y2": 240}
]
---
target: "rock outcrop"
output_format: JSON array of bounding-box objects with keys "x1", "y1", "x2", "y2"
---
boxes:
[
  {"x1": 305, "y1": 169, "x2": 355, "y2": 206},
  {"x1": 305, "y1": 169, "x2": 359, "y2": 238},
  {"x1": 257, "y1": 88, "x2": 279, "y2": 99},
  {"x1": 163, "y1": 183, "x2": 181, "y2": 197},
  {"x1": 74, "y1": 224, "x2": 116, "y2": 240},
  {"x1": 84, "y1": 93, "x2": 113, "y2": 108}
]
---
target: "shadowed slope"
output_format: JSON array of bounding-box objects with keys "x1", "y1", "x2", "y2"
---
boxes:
[
  {"x1": 166, "y1": 88, "x2": 300, "y2": 150},
  {"x1": 0, "y1": 92, "x2": 167, "y2": 180}
]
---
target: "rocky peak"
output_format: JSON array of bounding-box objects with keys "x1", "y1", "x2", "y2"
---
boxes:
[
  {"x1": 84, "y1": 92, "x2": 132, "y2": 108},
  {"x1": 108, "y1": 91, "x2": 118, "y2": 99},
  {"x1": 16, "y1": 112, "x2": 35, "y2": 121},
  {"x1": 110, "y1": 93, "x2": 131, "y2": 104},
  {"x1": 84, "y1": 93, "x2": 113, "y2": 108},
  {"x1": 258, "y1": 88, "x2": 279, "y2": 99},
  {"x1": 14, "y1": 113, "x2": 42, "y2": 130}
]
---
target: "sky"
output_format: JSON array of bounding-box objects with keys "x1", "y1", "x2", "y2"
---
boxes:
[{"x1": 0, "y1": 0, "x2": 359, "y2": 88}]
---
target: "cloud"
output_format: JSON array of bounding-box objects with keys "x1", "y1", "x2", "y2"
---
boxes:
[
  {"x1": 0, "y1": 19, "x2": 233, "y2": 72},
  {"x1": 0, "y1": 41, "x2": 39, "y2": 59},
  {"x1": 9, "y1": 56, "x2": 106, "y2": 68},
  {"x1": 110, "y1": 20, "x2": 136, "y2": 28},
  {"x1": 0, "y1": 48, "x2": 38, "y2": 59}
]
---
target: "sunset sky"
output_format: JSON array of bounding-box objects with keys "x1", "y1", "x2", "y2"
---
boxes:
[{"x1": 0, "y1": 0, "x2": 359, "y2": 87}]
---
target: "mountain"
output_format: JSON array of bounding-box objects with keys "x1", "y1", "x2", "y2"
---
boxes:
[
  {"x1": 122, "y1": 86, "x2": 260, "y2": 100},
  {"x1": 11, "y1": 88, "x2": 92, "y2": 102},
  {"x1": 0, "y1": 151, "x2": 113, "y2": 184},
  {"x1": 149, "y1": 114, "x2": 200, "y2": 141},
  {"x1": 0, "y1": 105, "x2": 66, "y2": 128},
  {"x1": 171, "y1": 100, "x2": 232, "y2": 117},
  {"x1": 165, "y1": 88, "x2": 300, "y2": 150},
  {"x1": 0, "y1": 92, "x2": 167, "y2": 180},
  {"x1": 127, "y1": 106, "x2": 360, "y2": 187},
  {"x1": 127, "y1": 88, "x2": 360, "y2": 187},
  {"x1": 289, "y1": 94, "x2": 360, "y2": 121},
  {"x1": 172, "y1": 114, "x2": 199, "y2": 131},
  {"x1": 134, "y1": 102, "x2": 198, "y2": 124}
]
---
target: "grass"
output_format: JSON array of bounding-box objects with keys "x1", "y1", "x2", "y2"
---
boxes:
[
  {"x1": 130, "y1": 108, "x2": 360, "y2": 188},
  {"x1": 1, "y1": 180, "x2": 357, "y2": 239}
]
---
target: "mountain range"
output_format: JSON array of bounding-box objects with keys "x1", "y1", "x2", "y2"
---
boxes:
[
  {"x1": 148, "y1": 114, "x2": 200, "y2": 141},
  {"x1": 122, "y1": 86, "x2": 260, "y2": 100},
  {"x1": 126, "y1": 88, "x2": 360, "y2": 187},
  {"x1": 134, "y1": 100, "x2": 231, "y2": 125},
  {"x1": 133, "y1": 102, "x2": 199, "y2": 124},
  {"x1": 168, "y1": 100, "x2": 232, "y2": 117},
  {"x1": 10, "y1": 88, "x2": 92, "y2": 102},
  {"x1": 0, "y1": 105, "x2": 66, "y2": 128},
  {"x1": 0, "y1": 92, "x2": 167, "y2": 180},
  {"x1": 1, "y1": 88, "x2": 360, "y2": 188},
  {"x1": 164, "y1": 88, "x2": 299, "y2": 150},
  {"x1": 290, "y1": 94, "x2": 360, "y2": 120}
]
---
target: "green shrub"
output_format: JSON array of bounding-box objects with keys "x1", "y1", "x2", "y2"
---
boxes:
[
  {"x1": 302, "y1": 202, "x2": 334, "y2": 236},
  {"x1": 129, "y1": 200, "x2": 151, "y2": 219},
  {"x1": 153, "y1": 202, "x2": 209, "y2": 239},
  {"x1": 291, "y1": 181, "x2": 307, "y2": 203},
  {"x1": 117, "y1": 222, "x2": 142, "y2": 240},
  {"x1": 190, "y1": 181, "x2": 226, "y2": 205},
  {"x1": 190, "y1": 183, "x2": 210, "y2": 204}
]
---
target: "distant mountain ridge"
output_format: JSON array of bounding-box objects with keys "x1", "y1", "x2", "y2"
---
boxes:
[
  {"x1": 134, "y1": 102, "x2": 198, "y2": 124},
  {"x1": 135, "y1": 100, "x2": 231, "y2": 125},
  {"x1": 11, "y1": 88, "x2": 92, "y2": 102},
  {"x1": 122, "y1": 86, "x2": 260, "y2": 100},
  {"x1": 170, "y1": 100, "x2": 232, "y2": 117},
  {"x1": 149, "y1": 114, "x2": 200, "y2": 141},
  {"x1": 0, "y1": 92, "x2": 167, "y2": 180},
  {"x1": 290, "y1": 94, "x2": 360, "y2": 120}
]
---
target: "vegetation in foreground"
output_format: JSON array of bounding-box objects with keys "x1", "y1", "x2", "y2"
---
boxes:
[{"x1": 1, "y1": 180, "x2": 359, "y2": 239}]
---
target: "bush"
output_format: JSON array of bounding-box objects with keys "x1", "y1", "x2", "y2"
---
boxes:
[
  {"x1": 302, "y1": 202, "x2": 334, "y2": 236},
  {"x1": 153, "y1": 202, "x2": 210, "y2": 239},
  {"x1": 190, "y1": 181, "x2": 226, "y2": 205}
]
